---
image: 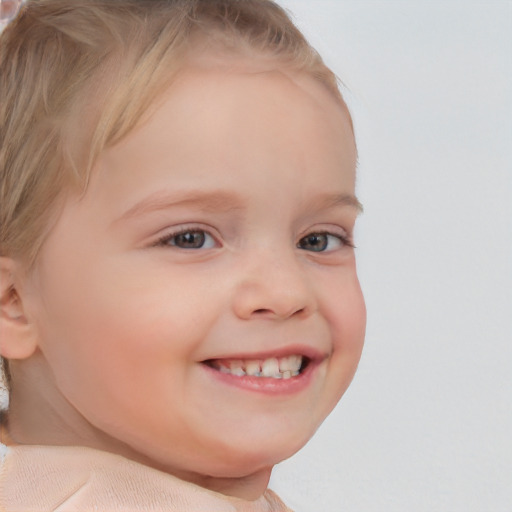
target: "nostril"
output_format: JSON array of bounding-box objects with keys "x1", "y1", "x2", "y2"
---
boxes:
[
  {"x1": 252, "y1": 306, "x2": 306, "y2": 318},
  {"x1": 252, "y1": 307, "x2": 294, "y2": 318}
]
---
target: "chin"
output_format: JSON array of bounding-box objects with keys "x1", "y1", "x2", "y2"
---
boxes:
[{"x1": 204, "y1": 428, "x2": 313, "y2": 478}]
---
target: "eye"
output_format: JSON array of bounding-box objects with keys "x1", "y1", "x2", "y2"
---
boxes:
[
  {"x1": 297, "y1": 232, "x2": 352, "y2": 252},
  {"x1": 157, "y1": 229, "x2": 217, "y2": 250}
]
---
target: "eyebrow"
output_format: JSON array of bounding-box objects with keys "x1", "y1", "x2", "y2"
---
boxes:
[
  {"x1": 115, "y1": 190, "x2": 245, "y2": 224},
  {"x1": 311, "y1": 193, "x2": 364, "y2": 214},
  {"x1": 115, "y1": 189, "x2": 363, "y2": 224}
]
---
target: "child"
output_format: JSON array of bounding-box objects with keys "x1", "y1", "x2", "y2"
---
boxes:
[{"x1": 0, "y1": 0, "x2": 366, "y2": 510}]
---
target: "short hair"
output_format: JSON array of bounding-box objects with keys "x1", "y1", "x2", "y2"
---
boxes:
[{"x1": 0, "y1": 0, "x2": 345, "y2": 389}]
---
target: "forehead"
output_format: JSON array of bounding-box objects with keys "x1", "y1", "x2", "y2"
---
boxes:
[
  {"x1": 170, "y1": 48, "x2": 350, "y2": 129},
  {"x1": 101, "y1": 59, "x2": 355, "y2": 171},
  {"x1": 170, "y1": 64, "x2": 348, "y2": 128},
  {"x1": 82, "y1": 58, "x2": 357, "y2": 216}
]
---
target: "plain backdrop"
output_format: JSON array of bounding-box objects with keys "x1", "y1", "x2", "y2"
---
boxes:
[
  {"x1": 1, "y1": 1, "x2": 510, "y2": 511},
  {"x1": 269, "y1": 1, "x2": 512, "y2": 511}
]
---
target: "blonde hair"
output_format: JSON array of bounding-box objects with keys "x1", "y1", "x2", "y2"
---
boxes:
[{"x1": 0, "y1": 0, "x2": 344, "y2": 388}]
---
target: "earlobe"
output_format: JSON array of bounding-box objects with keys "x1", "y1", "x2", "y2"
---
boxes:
[{"x1": 0, "y1": 257, "x2": 38, "y2": 360}]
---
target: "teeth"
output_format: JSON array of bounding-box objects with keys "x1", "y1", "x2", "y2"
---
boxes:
[
  {"x1": 261, "y1": 358, "x2": 280, "y2": 377},
  {"x1": 212, "y1": 355, "x2": 304, "y2": 379},
  {"x1": 279, "y1": 355, "x2": 302, "y2": 373},
  {"x1": 245, "y1": 360, "x2": 261, "y2": 377},
  {"x1": 229, "y1": 360, "x2": 246, "y2": 377}
]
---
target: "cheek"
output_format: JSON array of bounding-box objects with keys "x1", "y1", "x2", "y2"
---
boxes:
[
  {"x1": 32, "y1": 260, "x2": 218, "y2": 395},
  {"x1": 322, "y1": 271, "x2": 366, "y2": 384},
  {"x1": 339, "y1": 284, "x2": 366, "y2": 350},
  {"x1": 321, "y1": 268, "x2": 366, "y2": 347}
]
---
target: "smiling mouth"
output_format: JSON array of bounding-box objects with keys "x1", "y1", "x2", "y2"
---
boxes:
[{"x1": 204, "y1": 355, "x2": 310, "y2": 380}]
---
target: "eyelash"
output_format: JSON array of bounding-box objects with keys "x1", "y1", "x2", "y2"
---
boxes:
[
  {"x1": 153, "y1": 227, "x2": 354, "y2": 252},
  {"x1": 296, "y1": 231, "x2": 355, "y2": 252},
  {"x1": 154, "y1": 227, "x2": 218, "y2": 250}
]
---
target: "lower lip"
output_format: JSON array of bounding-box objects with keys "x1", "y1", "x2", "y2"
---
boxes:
[{"x1": 201, "y1": 360, "x2": 319, "y2": 396}]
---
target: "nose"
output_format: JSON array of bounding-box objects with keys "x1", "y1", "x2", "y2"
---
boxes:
[{"x1": 232, "y1": 249, "x2": 316, "y2": 321}]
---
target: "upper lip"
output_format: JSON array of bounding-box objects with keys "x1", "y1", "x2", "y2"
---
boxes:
[{"x1": 200, "y1": 344, "x2": 328, "y2": 364}]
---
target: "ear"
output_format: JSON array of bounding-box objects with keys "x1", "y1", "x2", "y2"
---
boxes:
[{"x1": 0, "y1": 257, "x2": 38, "y2": 360}]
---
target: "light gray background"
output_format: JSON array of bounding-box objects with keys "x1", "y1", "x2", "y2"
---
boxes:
[{"x1": 269, "y1": 1, "x2": 512, "y2": 511}]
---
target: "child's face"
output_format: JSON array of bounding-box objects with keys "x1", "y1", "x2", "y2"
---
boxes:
[{"x1": 24, "y1": 59, "x2": 365, "y2": 479}]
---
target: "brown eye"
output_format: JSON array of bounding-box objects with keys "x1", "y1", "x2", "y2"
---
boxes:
[
  {"x1": 173, "y1": 231, "x2": 205, "y2": 249},
  {"x1": 297, "y1": 232, "x2": 349, "y2": 252},
  {"x1": 298, "y1": 233, "x2": 329, "y2": 252},
  {"x1": 162, "y1": 230, "x2": 216, "y2": 249}
]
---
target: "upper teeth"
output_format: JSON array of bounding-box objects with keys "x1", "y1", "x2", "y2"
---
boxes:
[{"x1": 215, "y1": 355, "x2": 303, "y2": 379}]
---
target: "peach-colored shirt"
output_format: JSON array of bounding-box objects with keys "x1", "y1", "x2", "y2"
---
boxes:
[{"x1": 0, "y1": 431, "x2": 292, "y2": 512}]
